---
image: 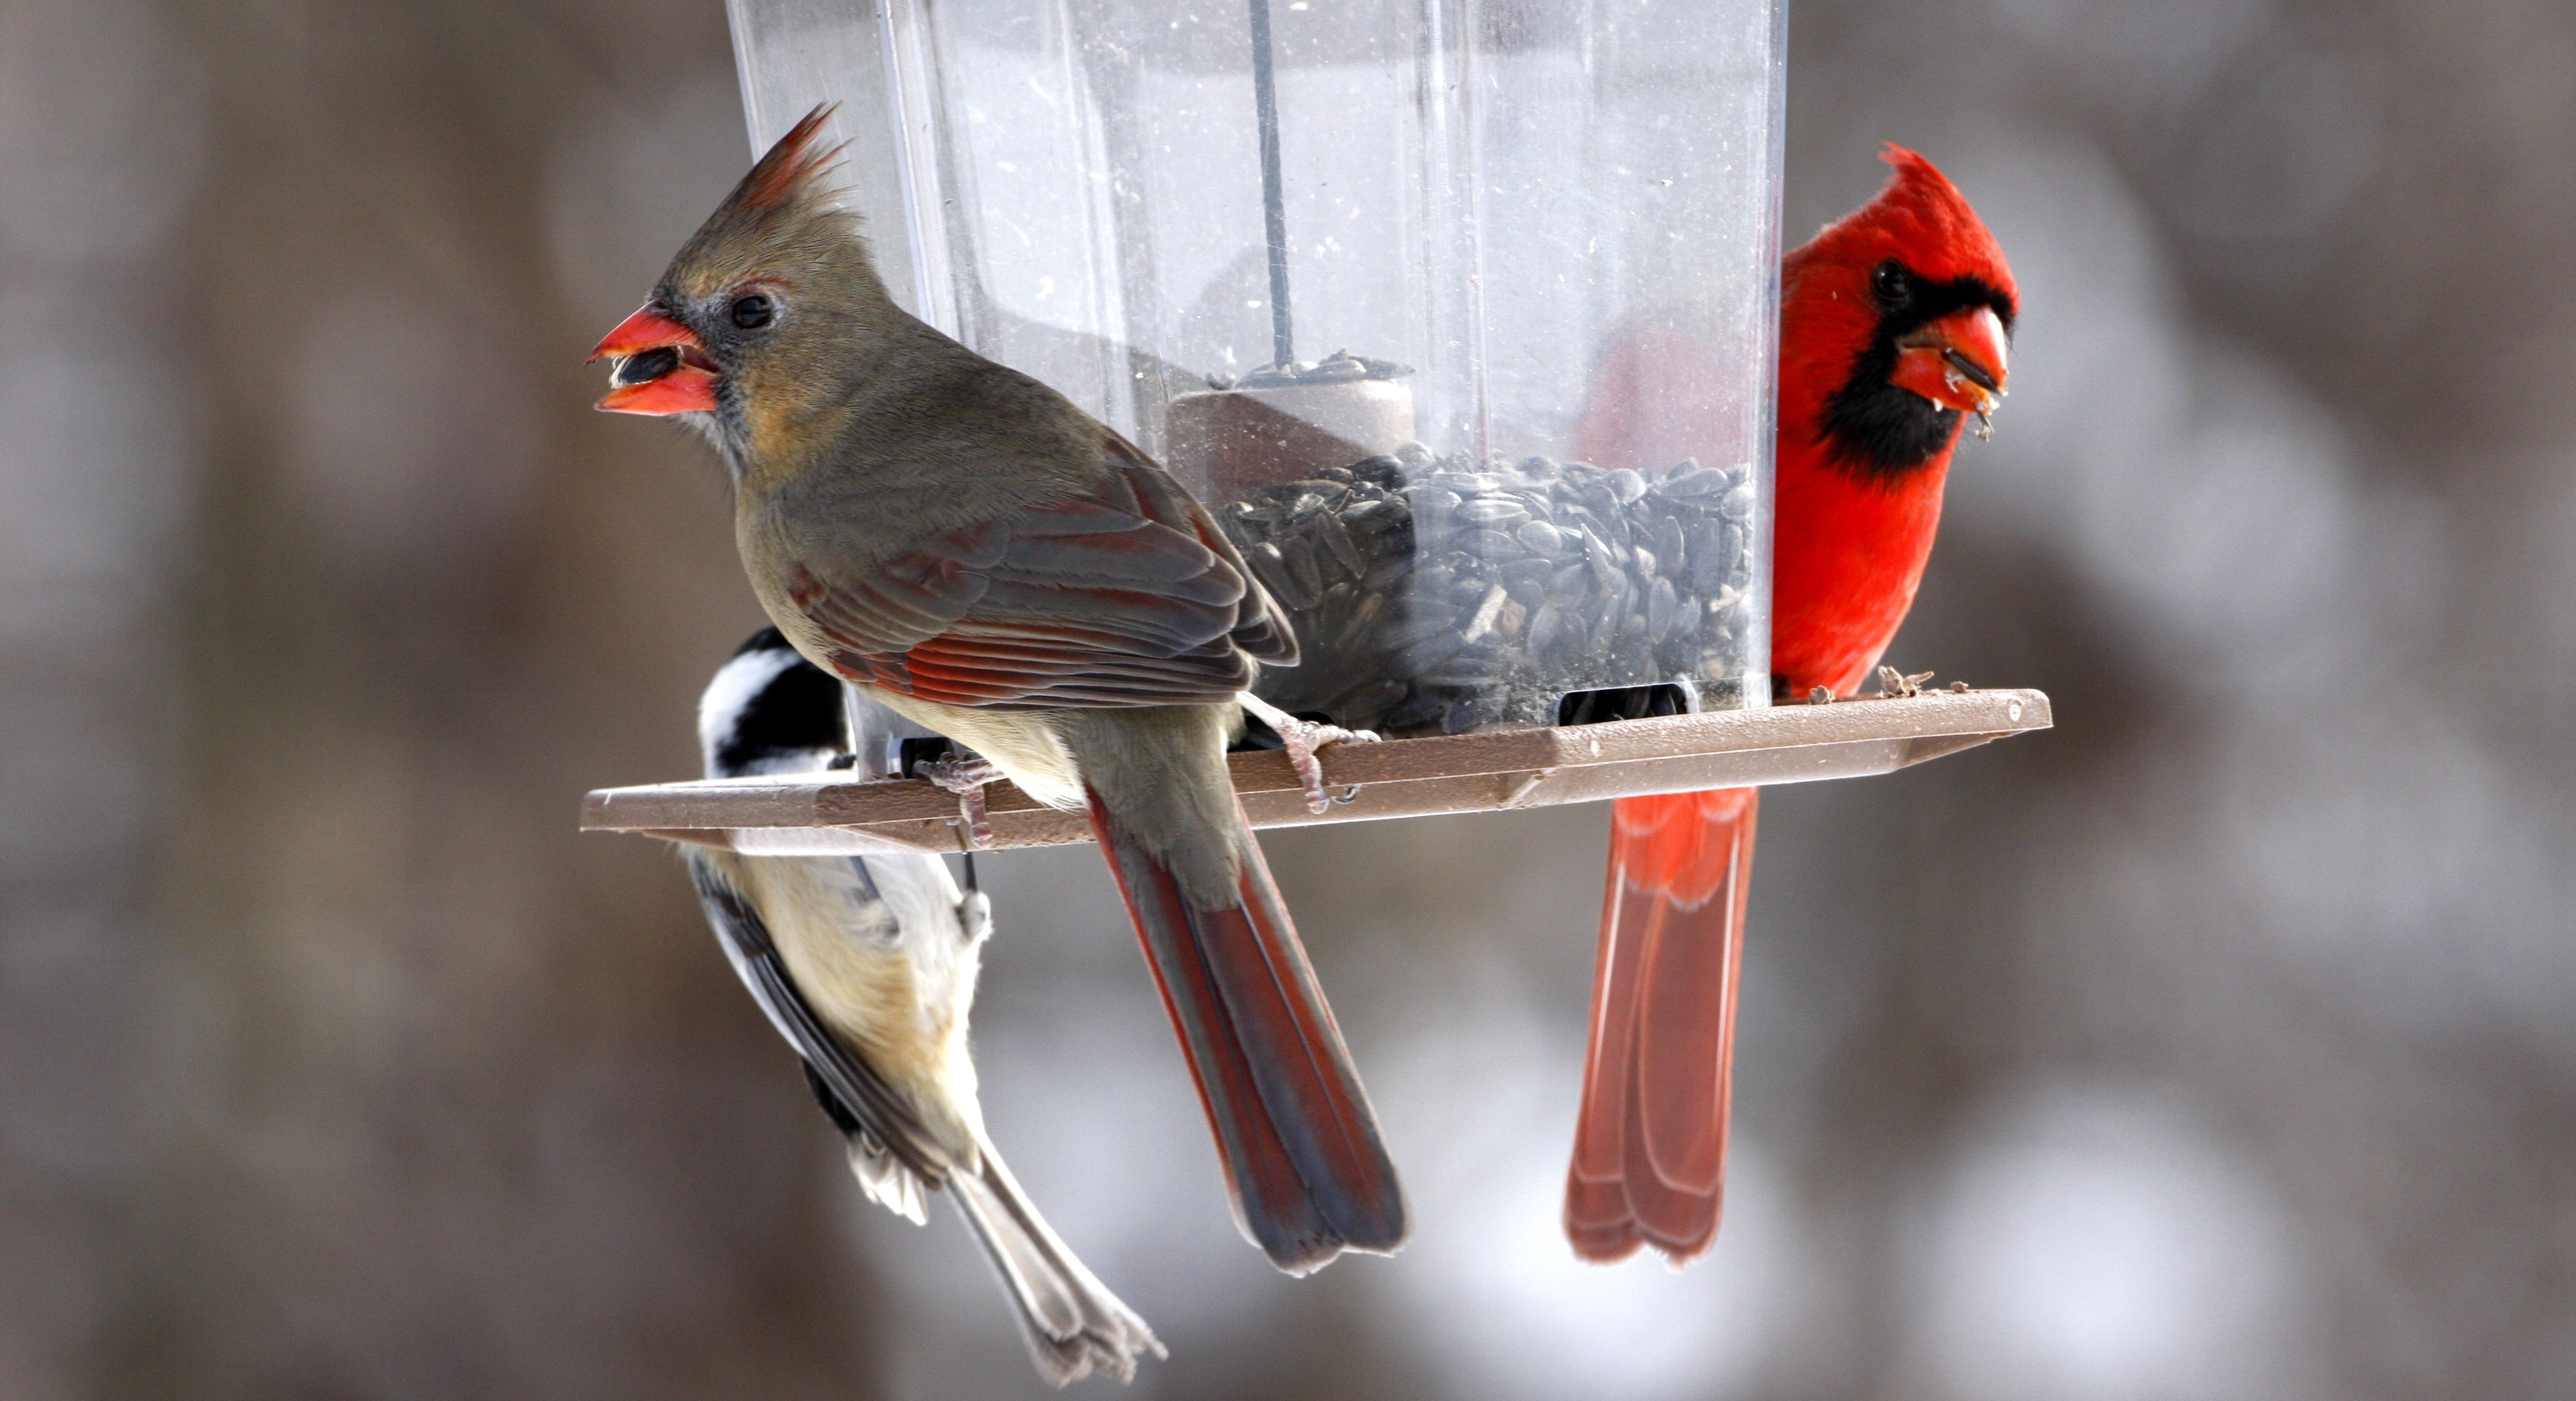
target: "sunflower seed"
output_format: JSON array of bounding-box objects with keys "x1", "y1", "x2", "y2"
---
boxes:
[
  {"x1": 1527, "y1": 602, "x2": 1569, "y2": 661},
  {"x1": 1689, "y1": 520, "x2": 1730, "y2": 592},
  {"x1": 1650, "y1": 514, "x2": 1686, "y2": 574},
  {"x1": 1499, "y1": 556, "x2": 1555, "y2": 600},
  {"x1": 1281, "y1": 535, "x2": 1324, "y2": 604},
  {"x1": 1461, "y1": 584, "x2": 1510, "y2": 643},
  {"x1": 1397, "y1": 632, "x2": 1465, "y2": 674},
  {"x1": 1659, "y1": 461, "x2": 1728, "y2": 497},
  {"x1": 1583, "y1": 530, "x2": 1621, "y2": 589},
  {"x1": 1316, "y1": 510, "x2": 1366, "y2": 578},
  {"x1": 1342, "y1": 498, "x2": 1402, "y2": 532},
  {"x1": 1362, "y1": 555, "x2": 1415, "y2": 593},
  {"x1": 1546, "y1": 561, "x2": 1593, "y2": 605},
  {"x1": 1246, "y1": 539, "x2": 1296, "y2": 598},
  {"x1": 1517, "y1": 520, "x2": 1568, "y2": 557},
  {"x1": 1646, "y1": 576, "x2": 1679, "y2": 639},
  {"x1": 1333, "y1": 590, "x2": 1386, "y2": 651},
  {"x1": 1458, "y1": 497, "x2": 1531, "y2": 528}
]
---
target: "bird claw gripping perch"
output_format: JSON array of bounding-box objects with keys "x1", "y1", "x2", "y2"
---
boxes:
[
  {"x1": 1239, "y1": 693, "x2": 1377, "y2": 816},
  {"x1": 1876, "y1": 666, "x2": 1936, "y2": 698},
  {"x1": 918, "y1": 753, "x2": 1003, "y2": 850},
  {"x1": 954, "y1": 851, "x2": 991, "y2": 943}
]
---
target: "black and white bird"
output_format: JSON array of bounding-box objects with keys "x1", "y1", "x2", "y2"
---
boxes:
[{"x1": 687, "y1": 628, "x2": 1161, "y2": 1385}]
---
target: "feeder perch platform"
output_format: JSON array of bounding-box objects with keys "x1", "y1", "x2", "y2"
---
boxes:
[{"x1": 583, "y1": 688, "x2": 2049, "y2": 856}]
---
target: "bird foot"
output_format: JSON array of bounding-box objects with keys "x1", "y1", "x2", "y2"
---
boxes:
[
  {"x1": 917, "y1": 753, "x2": 1002, "y2": 850},
  {"x1": 956, "y1": 889, "x2": 993, "y2": 946},
  {"x1": 1877, "y1": 666, "x2": 1936, "y2": 698},
  {"x1": 1239, "y1": 694, "x2": 1376, "y2": 816}
]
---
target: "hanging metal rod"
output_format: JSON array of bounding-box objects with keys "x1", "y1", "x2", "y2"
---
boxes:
[{"x1": 1248, "y1": 0, "x2": 1295, "y2": 368}]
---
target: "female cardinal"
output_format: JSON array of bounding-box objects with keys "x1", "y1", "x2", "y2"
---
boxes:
[
  {"x1": 689, "y1": 629, "x2": 1161, "y2": 1384},
  {"x1": 590, "y1": 108, "x2": 1403, "y2": 1275},
  {"x1": 1564, "y1": 146, "x2": 2016, "y2": 1265}
]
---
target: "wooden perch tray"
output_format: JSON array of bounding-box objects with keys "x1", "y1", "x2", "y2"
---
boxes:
[{"x1": 583, "y1": 688, "x2": 2050, "y2": 855}]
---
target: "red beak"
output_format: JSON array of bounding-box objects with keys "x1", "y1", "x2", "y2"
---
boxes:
[
  {"x1": 589, "y1": 302, "x2": 719, "y2": 415},
  {"x1": 1890, "y1": 305, "x2": 2008, "y2": 420}
]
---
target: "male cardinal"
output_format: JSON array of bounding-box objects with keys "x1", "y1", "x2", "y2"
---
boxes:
[
  {"x1": 1563, "y1": 146, "x2": 2016, "y2": 1265},
  {"x1": 689, "y1": 629, "x2": 1161, "y2": 1384},
  {"x1": 592, "y1": 107, "x2": 1404, "y2": 1274}
]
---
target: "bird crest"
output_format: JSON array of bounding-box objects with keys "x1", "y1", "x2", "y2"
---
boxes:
[
  {"x1": 1838, "y1": 144, "x2": 2017, "y2": 311},
  {"x1": 735, "y1": 104, "x2": 848, "y2": 218},
  {"x1": 661, "y1": 104, "x2": 862, "y2": 301}
]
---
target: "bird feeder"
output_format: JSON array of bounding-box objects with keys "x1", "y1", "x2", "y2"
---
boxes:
[{"x1": 586, "y1": 0, "x2": 2051, "y2": 853}]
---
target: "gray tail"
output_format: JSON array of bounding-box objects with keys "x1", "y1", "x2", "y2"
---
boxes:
[{"x1": 946, "y1": 1140, "x2": 1164, "y2": 1386}]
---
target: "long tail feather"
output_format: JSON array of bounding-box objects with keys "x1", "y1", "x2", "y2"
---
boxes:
[
  {"x1": 1087, "y1": 789, "x2": 1407, "y2": 1273},
  {"x1": 946, "y1": 1140, "x2": 1164, "y2": 1386},
  {"x1": 1565, "y1": 787, "x2": 1759, "y2": 1265}
]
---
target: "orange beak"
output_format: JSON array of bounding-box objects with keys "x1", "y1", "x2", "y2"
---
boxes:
[
  {"x1": 1890, "y1": 305, "x2": 2008, "y2": 426},
  {"x1": 590, "y1": 303, "x2": 719, "y2": 414}
]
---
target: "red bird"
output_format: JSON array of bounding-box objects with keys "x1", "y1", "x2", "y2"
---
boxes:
[{"x1": 1563, "y1": 147, "x2": 2016, "y2": 1265}]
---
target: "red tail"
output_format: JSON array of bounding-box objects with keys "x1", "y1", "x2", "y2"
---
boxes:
[
  {"x1": 1085, "y1": 791, "x2": 1407, "y2": 1274},
  {"x1": 1565, "y1": 788, "x2": 1759, "y2": 1265}
]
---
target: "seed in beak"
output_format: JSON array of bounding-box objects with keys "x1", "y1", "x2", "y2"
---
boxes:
[
  {"x1": 1941, "y1": 347, "x2": 2000, "y2": 396},
  {"x1": 612, "y1": 347, "x2": 682, "y2": 388}
]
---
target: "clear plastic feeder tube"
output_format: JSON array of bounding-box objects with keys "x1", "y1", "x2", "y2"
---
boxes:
[{"x1": 726, "y1": 0, "x2": 1787, "y2": 734}]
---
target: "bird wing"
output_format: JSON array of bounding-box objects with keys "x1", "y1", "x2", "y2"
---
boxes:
[
  {"x1": 688, "y1": 854, "x2": 948, "y2": 1185},
  {"x1": 787, "y1": 433, "x2": 1297, "y2": 710}
]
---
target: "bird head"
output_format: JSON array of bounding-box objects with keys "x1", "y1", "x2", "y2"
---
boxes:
[
  {"x1": 698, "y1": 627, "x2": 850, "y2": 779},
  {"x1": 590, "y1": 105, "x2": 896, "y2": 450},
  {"x1": 1783, "y1": 144, "x2": 2018, "y2": 477}
]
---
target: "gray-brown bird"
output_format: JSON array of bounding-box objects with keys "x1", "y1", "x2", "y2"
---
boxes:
[
  {"x1": 592, "y1": 107, "x2": 1405, "y2": 1274},
  {"x1": 691, "y1": 629, "x2": 1159, "y2": 1384}
]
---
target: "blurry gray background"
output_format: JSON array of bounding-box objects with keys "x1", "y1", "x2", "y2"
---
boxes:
[{"x1": 5, "y1": 0, "x2": 2572, "y2": 1396}]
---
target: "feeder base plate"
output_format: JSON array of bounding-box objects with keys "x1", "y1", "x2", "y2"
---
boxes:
[{"x1": 582, "y1": 688, "x2": 2050, "y2": 855}]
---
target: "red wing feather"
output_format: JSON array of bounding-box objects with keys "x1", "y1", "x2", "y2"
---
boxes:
[{"x1": 794, "y1": 435, "x2": 1293, "y2": 709}]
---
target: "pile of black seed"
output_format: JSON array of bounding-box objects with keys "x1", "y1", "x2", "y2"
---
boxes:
[{"x1": 1222, "y1": 441, "x2": 1757, "y2": 735}]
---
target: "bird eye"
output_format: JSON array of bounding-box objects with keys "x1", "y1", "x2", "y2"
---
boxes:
[
  {"x1": 1871, "y1": 261, "x2": 1910, "y2": 306},
  {"x1": 729, "y1": 293, "x2": 776, "y2": 330}
]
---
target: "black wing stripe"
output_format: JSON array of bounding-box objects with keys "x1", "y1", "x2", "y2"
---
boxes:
[{"x1": 689, "y1": 860, "x2": 947, "y2": 1183}]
